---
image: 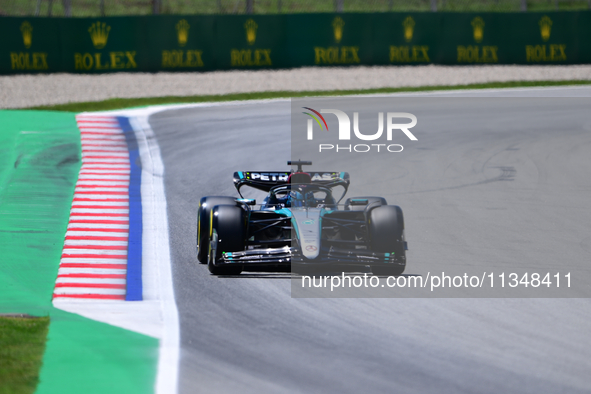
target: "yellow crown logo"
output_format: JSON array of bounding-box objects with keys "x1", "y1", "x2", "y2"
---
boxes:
[
  {"x1": 403, "y1": 16, "x2": 415, "y2": 43},
  {"x1": 332, "y1": 17, "x2": 345, "y2": 44},
  {"x1": 244, "y1": 19, "x2": 258, "y2": 45},
  {"x1": 88, "y1": 21, "x2": 111, "y2": 49},
  {"x1": 20, "y1": 21, "x2": 33, "y2": 49},
  {"x1": 176, "y1": 19, "x2": 190, "y2": 47},
  {"x1": 471, "y1": 17, "x2": 485, "y2": 43},
  {"x1": 539, "y1": 16, "x2": 552, "y2": 41}
]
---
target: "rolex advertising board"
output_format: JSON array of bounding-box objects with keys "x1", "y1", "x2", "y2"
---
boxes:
[
  {"x1": 371, "y1": 13, "x2": 442, "y2": 65},
  {"x1": 144, "y1": 16, "x2": 215, "y2": 71},
  {"x1": 513, "y1": 13, "x2": 576, "y2": 64},
  {"x1": 58, "y1": 17, "x2": 145, "y2": 73},
  {"x1": 214, "y1": 15, "x2": 287, "y2": 69},
  {"x1": 0, "y1": 18, "x2": 61, "y2": 74},
  {"x1": 438, "y1": 13, "x2": 506, "y2": 64},
  {"x1": 1, "y1": 11, "x2": 591, "y2": 75},
  {"x1": 285, "y1": 14, "x2": 373, "y2": 67}
]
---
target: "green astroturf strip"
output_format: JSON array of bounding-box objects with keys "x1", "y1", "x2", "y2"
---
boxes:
[
  {"x1": 37, "y1": 310, "x2": 158, "y2": 394},
  {"x1": 0, "y1": 316, "x2": 50, "y2": 394},
  {"x1": 0, "y1": 110, "x2": 158, "y2": 394},
  {"x1": 0, "y1": 110, "x2": 80, "y2": 316},
  {"x1": 26, "y1": 79, "x2": 591, "y2": 113}
]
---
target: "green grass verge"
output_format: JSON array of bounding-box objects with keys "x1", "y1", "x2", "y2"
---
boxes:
[
  {"x1": 0, "y1": 316, "x2": 50, "y2": 394},
  {"x1": 28, "y1": 79, "x2": 591, "y2": 113}
]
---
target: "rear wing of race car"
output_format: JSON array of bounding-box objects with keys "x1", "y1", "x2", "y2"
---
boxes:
[{"x1": 233, "y1": 171, "x2": 350, "y2": 196}]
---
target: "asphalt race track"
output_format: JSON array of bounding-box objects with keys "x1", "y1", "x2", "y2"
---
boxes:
[{"x1": 149, "y1": 87, "x2": 591, "y2": 394}]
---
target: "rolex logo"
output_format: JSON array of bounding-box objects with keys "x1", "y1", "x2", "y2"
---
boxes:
[
  {"x1": 20, "y1": 21, "x2": 33, "y2": 49},
  {"x1": 88, "y1": 22, "x2": 111, "y2": 49},
  {"x1": 332, "y1": 17, "x2": 345, "y2": 44},
  {"x1": 176, "y1": 19, "x2": 190, "y2": 47},
  {"x1": 471, "y1": 17, "x2": 485, "y2": 43},
  {"x1": 539, "y1": 16, "x2": 552, "y2": 41},
  {"x1": 244, "y1": 19, "x2": 258, "y2": 45},
  {"x1": 403, "y1": 16, "x2": 415, "y2": 43}
]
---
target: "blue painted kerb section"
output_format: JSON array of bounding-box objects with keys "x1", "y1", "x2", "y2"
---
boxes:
[{"x1": 118, "y1": 116, "x2": 143, "y2": 301}]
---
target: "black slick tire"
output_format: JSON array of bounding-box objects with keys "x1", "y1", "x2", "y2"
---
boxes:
[
  {"x1": 197, "y1": 196, "x2": 236, "y2": 263},
  {"x1": 207, "y1": 204, "x2": 245, "y2": 275},
  {"x1": 368, "y1": 205, "x2": 406, "y2": 276}
]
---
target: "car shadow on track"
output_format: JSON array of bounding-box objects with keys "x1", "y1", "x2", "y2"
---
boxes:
[
  {"x1": 213, "y1": 273, "x2": 421, "y2": 279},
  {"x1": 214, "y1": 273, "x2": 293, "y2": 279}
]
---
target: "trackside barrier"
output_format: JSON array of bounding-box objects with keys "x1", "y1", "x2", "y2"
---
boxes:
[{"x1": 2, "y1": 12, "x2": 591, "y2": 74}]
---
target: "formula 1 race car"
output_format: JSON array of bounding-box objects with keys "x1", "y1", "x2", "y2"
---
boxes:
[{"x1": 197, "y1": 161, "x2": 407, "y2": 276}]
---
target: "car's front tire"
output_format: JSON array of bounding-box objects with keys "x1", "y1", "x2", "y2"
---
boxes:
[
  {"x1": 207, "y1": 204, "x2": 245, "y2": 276},
  {"x1": 197, "y1": 196, "x2": 237, "y2": 264},
  {"x1": 368, "y1": 205, "x2": 406, "y2": 277}
]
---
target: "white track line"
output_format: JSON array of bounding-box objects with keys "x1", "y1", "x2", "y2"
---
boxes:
[{"x1": 129, "y1": 112, "x2": 179, "y2": 394}]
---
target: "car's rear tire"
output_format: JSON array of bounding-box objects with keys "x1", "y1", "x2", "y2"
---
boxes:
[
  {"x1": 368, "y1": 205, "x2": 406, "y2": 276},
  {"x1": 345, "y1": 196, "x2": 387, "y2": 211},
  {"x1": 197, "y1": 196, "x2": 236, "y2": 263},
  {"x1": 208, "y1": 204, "x2": 245, "y2": 275}
]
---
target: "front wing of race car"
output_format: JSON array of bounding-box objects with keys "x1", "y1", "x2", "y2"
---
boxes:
[{"x1": 221, "y1": 246, "x2": 404, "y2": 267}]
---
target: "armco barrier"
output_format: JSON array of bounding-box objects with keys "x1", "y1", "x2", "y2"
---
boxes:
[{"x1": 2, "y1": 12, "x2": 591, "y2": 74}]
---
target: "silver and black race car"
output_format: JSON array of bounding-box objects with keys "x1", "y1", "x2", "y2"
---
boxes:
[{"x1": 197, "y1": 161, "x2": 407, "y2": 276}]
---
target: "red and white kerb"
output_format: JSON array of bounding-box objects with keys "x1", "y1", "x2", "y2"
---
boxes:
[{"x1": 53, "y1": 115, "x2": 130, "y2": 300}]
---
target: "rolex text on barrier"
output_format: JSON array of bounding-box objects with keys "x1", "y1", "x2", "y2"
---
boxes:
[{"x1": 1, "y1": 12, "x2": 590, "y2": 74}]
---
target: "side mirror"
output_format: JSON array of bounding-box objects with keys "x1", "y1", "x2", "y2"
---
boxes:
[{"x1": 349, "y1": 199, "x2": 368, "y2": 206}]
